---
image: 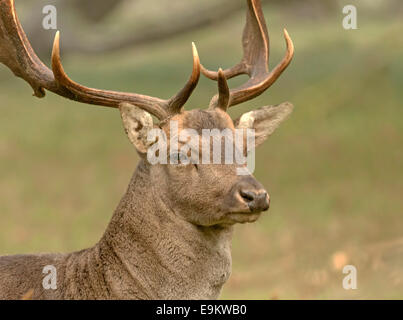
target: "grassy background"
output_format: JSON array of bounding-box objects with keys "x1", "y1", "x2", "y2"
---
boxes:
[{"x1": 0, "y1": 2, "x2": 402, "y2": 299}]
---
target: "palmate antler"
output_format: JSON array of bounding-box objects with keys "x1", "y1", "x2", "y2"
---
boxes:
[
  {"x1": 204, "y1": 0, "x2": 295, "y2": 111},
  {"x1": 0, "y1": 0, "x2": 294, "y2": 119},
  {"x1": 0, "y1": 0, "x2": 200, "y2": 120}
]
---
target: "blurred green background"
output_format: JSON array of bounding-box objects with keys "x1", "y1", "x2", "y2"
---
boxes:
[{"x1": 0, "y1": 0, "x2": 402, "y2": 299}]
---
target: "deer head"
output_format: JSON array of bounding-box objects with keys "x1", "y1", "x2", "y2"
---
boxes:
[{"x1": 0, "y1": 0, "x2": 294, "y2": 227}]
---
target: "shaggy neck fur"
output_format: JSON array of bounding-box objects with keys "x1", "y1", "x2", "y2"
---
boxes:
[{"x1": 62, "y1": 161, "x2": 234, "y2": 299}]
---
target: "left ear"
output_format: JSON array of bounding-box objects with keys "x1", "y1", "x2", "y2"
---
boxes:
[
  {"x1": 119, "y1": 102, "x2": 156, "y2": 155},
  {"x1": 235, "y1": 102, "x2": 294, "y2": 148}
]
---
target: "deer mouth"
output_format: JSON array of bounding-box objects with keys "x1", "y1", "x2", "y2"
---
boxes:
[{"x1": 224, "y1": 210, "x2": 263, "y2": 224}]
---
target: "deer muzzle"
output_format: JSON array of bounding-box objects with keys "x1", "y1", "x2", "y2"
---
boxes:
[
  {"x1": 234, "y1": 177, "x2": 270, "y2": 213},
  {"x1": 240, "y1": 189, "x2": 270, "y2": 212}
]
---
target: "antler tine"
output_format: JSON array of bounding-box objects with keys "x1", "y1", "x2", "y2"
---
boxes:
[
  {"x1": 167, "y1": 42, "x2": 200, "y2": 115},
  {"x1": 211, "y1": 68, "x2": 230, "y2": 112},
  {"x1": 201, "y1": 0, "x2": 294, "y2": 109},
  {"x1": 201, "y1": 62, "x2": 247, "y2": 81},
  {"x1": 230, "y1": 28, "x2": 294, "y2": 107},
  {"x1": 0, "y1": 0, "x2": 199, "y2": 120},
  {"x1": 51, "y1": 31, "x2": 169, "y2": 119}
]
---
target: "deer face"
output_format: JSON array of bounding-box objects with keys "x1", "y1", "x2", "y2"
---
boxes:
[{"x1": 119, "y1": 102, "x2": 293, "y2": 227}]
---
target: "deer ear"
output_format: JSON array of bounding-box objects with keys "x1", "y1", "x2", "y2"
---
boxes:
[
  {"x1": 235, "y1": 102, "x2": 294, "y2": 148},
  {"x1": 119, "y1": 103, "x2": 155, "y2": 154}
]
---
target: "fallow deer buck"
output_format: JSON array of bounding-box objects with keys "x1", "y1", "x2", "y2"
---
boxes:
[{"x1": 0, "y1": 0, "x2": 294, "y2": 300}]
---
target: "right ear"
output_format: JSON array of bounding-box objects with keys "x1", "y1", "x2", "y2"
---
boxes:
[{"x1": 119, "y1": 103, "x2": 156, "y2": 155}]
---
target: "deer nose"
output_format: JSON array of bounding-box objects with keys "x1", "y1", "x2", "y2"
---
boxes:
[{"x1": 240, "y1": 189, "x2": 270, "y2": 212}]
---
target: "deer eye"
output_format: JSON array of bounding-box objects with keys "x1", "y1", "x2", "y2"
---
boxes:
[
  {"x1": 170, "y1": 152, "x2": 189, "y2": 165},
  {"x1": 169, "y1": 152, "x2": 199, "y2": 170}
]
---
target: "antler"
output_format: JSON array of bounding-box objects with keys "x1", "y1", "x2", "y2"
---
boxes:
[
  {"x1": 202, "y1": 0, "x2": 294, "y2": 109},
  {"x1": 0, "y1": 0, "x2": 200, "y2": 120}
]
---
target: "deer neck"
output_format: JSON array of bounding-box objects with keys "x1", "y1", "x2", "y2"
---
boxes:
[{"x1": 96, "y1": 160, "x2": 234, "y2": 299}]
